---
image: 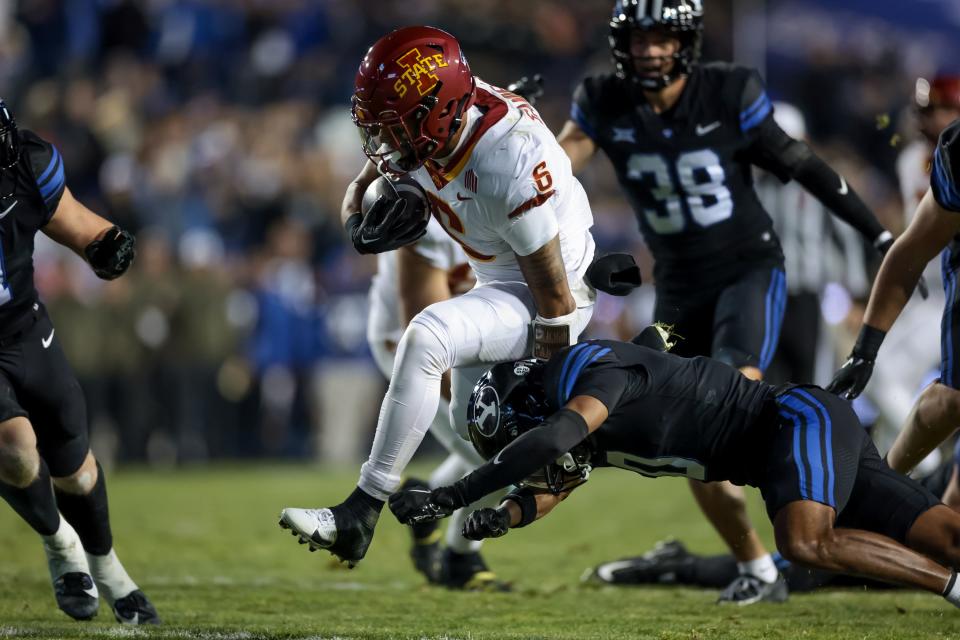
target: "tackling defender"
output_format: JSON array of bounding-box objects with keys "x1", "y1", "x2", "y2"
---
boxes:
[
  {"x1": 830, "y1": 120, "x2": 960, "y2": 475},
  {"x1": 389, "y1": 337, "x2": 960, "y2": 610},
  {"x1": 279, "y1": 26, "x2": 597, "y2": 566},
  {"x1": 554, "y1": 0, "x2": 898, "y2": 603},
  {"x1": 0, "y1": 101, "x2": 158, "y2": 623}
]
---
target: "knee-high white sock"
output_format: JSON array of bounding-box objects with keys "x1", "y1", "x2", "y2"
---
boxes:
[
  {"x1": 429, "y1": 454, "x2": 473, "y2": 489},
  {"x1": 87, "y1": 548, "x2": 138, "y2": 605},
  {"x1": 358, "y1": 320, "x2": 451, "y2": 500}
]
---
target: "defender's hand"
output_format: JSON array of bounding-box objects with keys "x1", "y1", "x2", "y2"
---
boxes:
[
  {"x1": 462, "y1": 508, "x2": 511, "y2": 541},
  {"x1": 826, "y1": 355, "x2": 875, "y2": 400},
  {"x1": 389, "y1": 486, "x2": 459, "y2": 525},
  {"x1": 507, "y1": 74, "x2": 544, "y2": 106}
]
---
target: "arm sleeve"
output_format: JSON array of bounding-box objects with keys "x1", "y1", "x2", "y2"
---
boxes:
[
  {"x1": 22, "y1": 130, "x2": 66, "y2": 223},
  {"x1": 746, "y1": 116, "x2": 887, "y2": 244},
  {"x1": 570, "y1": 80, "x2": 600, "y2": 142},
  {"x1": 451, "y1": 408, "x2": 589, "y2": 507},
  {"x1": 738, "y1": 70, "x2": 775, "y2": 141},
  {"x1": 932, "y1": 121, "x2": 960, "y2": 213}
]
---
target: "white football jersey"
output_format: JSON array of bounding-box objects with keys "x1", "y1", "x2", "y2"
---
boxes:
[
  {"x1": 368, "y1": 217, "x2": 470, "y2": 343},
  {"x1": 408, "y1": 78, "x2": 595, "y2": 285}
]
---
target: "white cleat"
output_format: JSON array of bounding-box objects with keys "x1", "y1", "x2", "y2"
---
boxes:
[{"x1": 278, "y1": 506, "x2": 372, "y2": 567}]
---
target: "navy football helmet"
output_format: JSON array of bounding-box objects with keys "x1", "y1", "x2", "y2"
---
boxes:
[
  {"x1": 467, "y1": 359, "x2": 593, "y2": 494},
  {"x1": 610, "y1": 0, "x2": 704, "y2": 90}
]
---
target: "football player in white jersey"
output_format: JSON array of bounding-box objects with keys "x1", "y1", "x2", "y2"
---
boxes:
[
  {"x1": 367, "y1": 219, "x2": 508, "y2": 589},
  {"x1": 279, "y1": 26, "x2": 597, "y2": 566}
]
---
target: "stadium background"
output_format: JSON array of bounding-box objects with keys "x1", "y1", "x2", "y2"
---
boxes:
[{"x1": 4, "y1": 1, "x2": 960, "y2": 638}]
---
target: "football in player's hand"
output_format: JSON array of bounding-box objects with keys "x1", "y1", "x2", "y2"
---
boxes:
[
  {"x1": 350, "y1": 175, "x2": 431, "y2": 254},
  {"x1": 361, "y1": 175, "x2": 430, "y2": 228}
]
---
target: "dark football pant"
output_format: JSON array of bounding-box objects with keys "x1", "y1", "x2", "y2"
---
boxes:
[
  {"x1": 654, "y1": 265, "x2": 786, "y2": 372},
  {"x1": 0, "y1": 306, "x2": 89, "y2": 477},
  {"x1": 940, "y1": 245, "x2": 960, "y2": 389},
  {"x1": 763, "y1": 386, "x2": 940, "y2": 544}
]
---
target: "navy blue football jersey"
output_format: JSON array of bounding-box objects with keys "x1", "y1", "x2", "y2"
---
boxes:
[
  {"x1": 0, "y1": 129, "x2": 66, "y2": 333},
  {"x1": 932, "y1": 119, "x2": 960, "y2": 213},
  {"x1": 572, "y1": 63, "x2": 786, "y2": 292},
  {"x1": 541, "y1": 339, "x2": 778, "y2": 485}
]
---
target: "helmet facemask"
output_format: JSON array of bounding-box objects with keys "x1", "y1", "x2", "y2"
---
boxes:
[
  {"x1": 610, "y1": 0, "x2": 704, "y2": 91},
  {"x1": 0, "y1": 101, "x2": 21, "y2": 171}
]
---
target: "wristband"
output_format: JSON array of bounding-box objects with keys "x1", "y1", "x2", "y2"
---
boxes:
[
  {"x1": 532, "y1": 309, "x2": 577, "y2": 360},
  {"x1": 344, "y1": 213, "x2": 362, "y2": 241},
  {"x1": 504, "y1": 488, "x2": 538, "y2": 528},
  {"x1": 853, "y1": 324, "x2": 886, "y2": 360}
]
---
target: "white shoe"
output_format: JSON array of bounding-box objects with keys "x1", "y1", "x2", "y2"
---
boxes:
[
  {"x1": 279, "y1": 506, "x2": 373, "y2": 567},
  {"x1": 43, "y1": 519, "x2": 99, "y2": 620}
]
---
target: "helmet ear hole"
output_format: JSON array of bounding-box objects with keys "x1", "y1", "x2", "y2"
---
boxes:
[{"x1": 439, "y1": 99, "x2": 456, "y2": 119}]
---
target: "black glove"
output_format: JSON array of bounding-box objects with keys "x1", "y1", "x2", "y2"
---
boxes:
[
  {"x1": 507, "y1": 74, "x2": 544, "y2": 107},
  {"x1": 585, "y1": 252, "x2": 643, "y2": 296},
  {"x1": 462, "y1": 507, "x2": 511, "y2": 541},
  {"x1": 876, "y1": 236, "x2": 929, "y2": 300},
  {"x1": 84, "y1": 226, "x2": 135, "y2": 280},
  {"x1": 388, "y1": 485, "x2": 462, "y2": 525},
  {"x1": 826, "y1": 325, "x2": 885, "y2": 399},
  {"x1": 346, "y1": 195, "x2": 427, "y2": 255}
]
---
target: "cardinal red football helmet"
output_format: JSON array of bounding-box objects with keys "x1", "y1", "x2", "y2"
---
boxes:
[{"x1": 352, "y1": 26, "x2": 476, "y2": 175}]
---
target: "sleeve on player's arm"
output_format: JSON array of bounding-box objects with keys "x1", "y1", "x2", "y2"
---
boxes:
[
  {"x1": 570, "y1": 81, "x2": 600, "y2": 142},
  {"x1": 932, "y1": 123, "x2": 960, "y2": 212},
  {"x1": 22, "y1": 130, "x2": 66, "y2": 222},
  {"x1": 739, "y1": 70, "x2": 775, "y2": 138}
]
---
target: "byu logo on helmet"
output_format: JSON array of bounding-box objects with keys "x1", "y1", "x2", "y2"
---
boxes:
[{"x1": 472, "y1": 386, "x2": 500, "y2": 437}]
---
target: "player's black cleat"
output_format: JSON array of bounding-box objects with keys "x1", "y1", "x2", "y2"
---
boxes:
[
  {"x1": 582, "y1": 539, "x2": 695, "y2": 585},
  {"x1": 112, "y1": 589, "x2": 161, "y2": 625},
  {"x1": 399, "y1": 478, "x2": 442, "y2": 583},
  {"x1": 53, "y1": 572, "x2": 100, "y2": 621},
  {"x1": 717, "y1": 573, "x2": 789, "y2": 605},
  {"x1": 437, "y1": 548, "x2": 511, "y2": 592}
]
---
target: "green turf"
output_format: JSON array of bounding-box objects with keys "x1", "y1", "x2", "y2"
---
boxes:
[{"x1": 2, "y1": 463, "x2": 959, "y2": 639}]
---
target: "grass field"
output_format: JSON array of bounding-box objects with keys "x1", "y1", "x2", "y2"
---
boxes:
[{"x1": 2, "y1": 463, "x2": 960, "y2": 640}]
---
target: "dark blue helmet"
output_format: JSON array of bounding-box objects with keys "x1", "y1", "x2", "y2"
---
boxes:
[
  {"x1": 467, "y1": 359, "x2": 593, "y2": 494},
  {"x1": 0, "y1": 100, "x2": 20, "y2": 170},
  {"x1": 610, "y1": 0, "x2": 704, "y2": 90}
]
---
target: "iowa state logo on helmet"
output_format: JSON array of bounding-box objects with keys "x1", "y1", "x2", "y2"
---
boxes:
[{"x1": 394, "y1": 48, "x2": 449, "y2": 98}]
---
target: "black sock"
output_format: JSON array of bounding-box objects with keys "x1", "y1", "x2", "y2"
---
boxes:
[
  {"x1": 344, "y1": 486, "x2": 384, "y2": 530},
  {"x1": 0, "y1": 458, "x2": 60, "y2": 536},
  {"x1": 54, "y1": 461, "x2": 113, "y2": 555}
]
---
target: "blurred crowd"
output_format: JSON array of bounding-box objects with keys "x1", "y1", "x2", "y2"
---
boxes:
[{"x1": 5, "y1": 0, "x2": 957, "y2": 464}]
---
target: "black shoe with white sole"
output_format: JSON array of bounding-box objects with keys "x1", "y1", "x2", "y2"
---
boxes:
[
  {"x1": 112, "y1": 589, "x2": 161, "y2": 625},
  {"x1": 53, "y1": 572, "x2": 99, "y2": 621}
]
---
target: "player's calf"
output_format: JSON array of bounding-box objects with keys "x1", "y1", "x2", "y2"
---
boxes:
[
  {"x1": 0, "y1": 416, "x2": 40, "y2": 488},
  {"x1": 888, "y1": 382, "x2": 960, "y2": 474}
]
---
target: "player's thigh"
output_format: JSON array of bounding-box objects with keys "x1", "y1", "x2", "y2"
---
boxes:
[
  {"x1": 17, "y1": 314, "x2": 89, "y2": 477},
  {"x1": 762, "y1": 387, "x2": 864, "y2": 524},
  {"x1": 416, "y1": 282, "x2": 537, "y2": 367},
  {"x1": 653, "y1": 288, "x2": 714, "y2": 358},
  {"x1": 836, "y1": 443, "x2": 941, "y2": 544},
  {"x1": 712, "y1": 266, "x2": 786, "y2": 372}
]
